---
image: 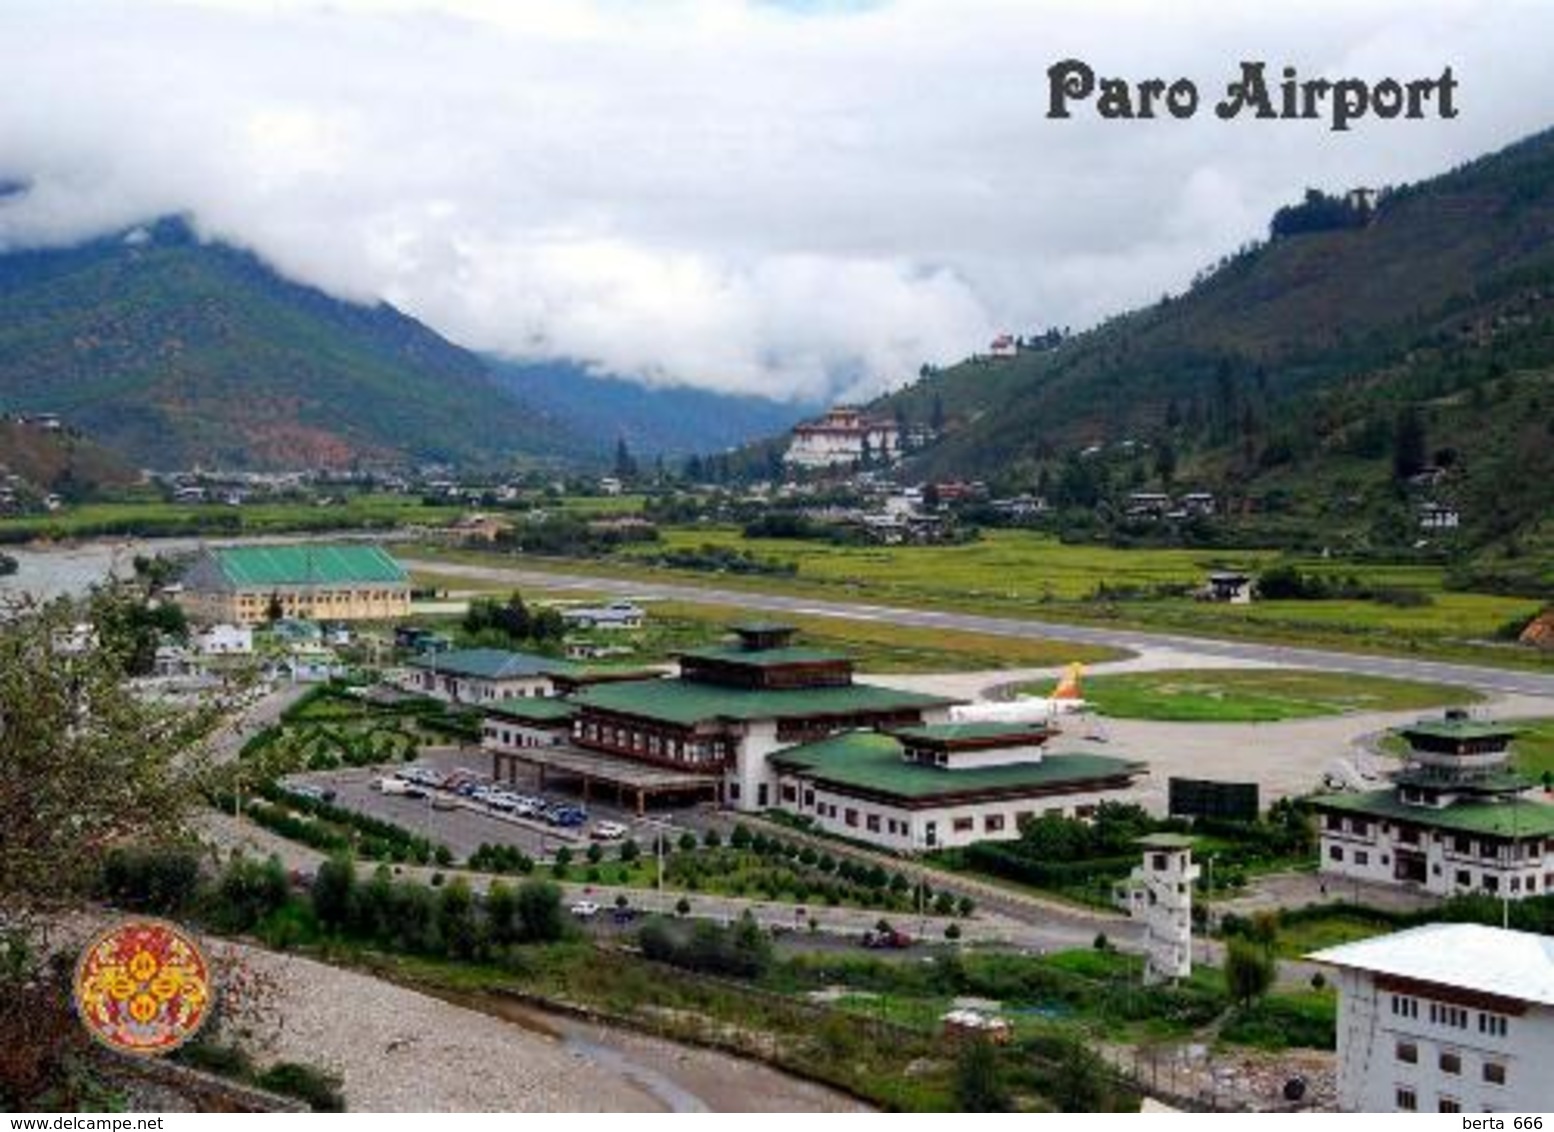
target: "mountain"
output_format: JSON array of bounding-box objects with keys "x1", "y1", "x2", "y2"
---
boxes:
[
  {"x1": 0, "y1": 418, "x2": 136, "y2": 500},
  {"x1": 0, "y1": 219, "x2": 577, "y2": 471},
  {"x1": 873, "y1": 127, "x2": 1554, "y2": 565},
  {"x1": 486, "y1": 358, "x2": 819, "y2": 460}
]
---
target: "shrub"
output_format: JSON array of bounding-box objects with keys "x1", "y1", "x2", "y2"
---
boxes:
[
  {"x1": 256, "y1": 1062, "x2": 346, "y2": 1112},
  {"x1": 1226, "y1": 938, "x2": 1276, "y2": 1005},
  {"x1": 516, "y1": 880, "x2": 565, "y2": 943},
  {"x1": 311, "y1": 854, "x2": 357, "y2": 932},
  {"x1": 100, "y1": 844, "x2": 203, "y2": 914},
  {"x1": 209, "y1": 854, "x2": 291, "y2": 933}
]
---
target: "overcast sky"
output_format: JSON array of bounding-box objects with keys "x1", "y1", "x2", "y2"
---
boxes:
[{"x1": 1, "y1": 0, "x2": 1549, "y2": 402}]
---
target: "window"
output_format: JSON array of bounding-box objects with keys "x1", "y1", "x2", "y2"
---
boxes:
[
  {"x1": 1329, "y1": 845, "x2": 1345, "y2": 862},
  {"x1": 1439, "y1": 1099, "x2": 1461, "y2": 1114},
  {"x1": 1456, "y1": 869, "x2": 1472, "y2": 887},
  {"x1": 866, "y1": 814, "x2": 881, "y2": 833},
  {"x1": 1479, "y1": 1013, "x2": 1508, "y2": 1038},
  {"x1": 1355, "y1": 850, "x2": 1370, "y2": 866},
  {"x1": 1390, "y1": 995, "x2": 1418, "y2": 1019},
  {"x1": 1484, "y1": 1062, "x2": 1506, "y2": 1086},
  {"x1": 844, "y1": 808, "x2": 859, "y2": 828},
  {"x1": 1395, "y1": 1041, "x2": 1418, "y2": 1064},
  {"x1": 1395, "y1": 1088, "x2": 1416, "y2": 1112},
  {"x1": 952, "y1": 816, "x2": 975, "y2": 833},
  {"x1": 1439, "y1": 1051, "x2": 1461, "y2": 1075},
  {"x1": 984, "y1": 814, "x2": 1005, "y2": 833},
  {"x1": 1326, "y1": 814, "x2": 1343, "y2": 831}
]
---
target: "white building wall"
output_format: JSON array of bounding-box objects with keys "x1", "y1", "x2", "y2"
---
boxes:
[
  {"x1": 481, "y1": 720, "x2": 567, "y2": 751},
  {"x1": 1334, "y1": 968, "x2": 1554, "y2": 1112},
  {"x1": 1319, "y1": 818, "x2": 1552, "y2": 899},
  {"x1": 770, "y1": 774, "x2": 1124, "y2": 852},
  {"x1": 727, "y1": 721, "x2": 783, "y2": 811},
  {"x1": 415, "y1": 670, "x2": 556, "y2": 705}
]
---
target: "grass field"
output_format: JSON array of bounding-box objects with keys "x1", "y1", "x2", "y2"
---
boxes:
[
  {"x1": 417, "y1": 526, "x2": 1550, "y2": 670},
  {"x1": 0, "y1": 494, "x2": 467, "y2": 539},
  {"x1": 1269, "y1": 911, "x2": 1398, "y2": 960},
  {"x1": 0, "y1": 492, "x2": 645, "y2": 541},
  {"x1": 1033, "y1": 668, "x2": 1482, "y2": 722},
  {"x1": 407, "y1": 569, "x2": 1126, "y2": 673}
]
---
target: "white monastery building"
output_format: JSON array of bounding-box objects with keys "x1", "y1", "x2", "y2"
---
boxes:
[{"x1": 785, "y1": 406, "x2": 901, "y2": 469}]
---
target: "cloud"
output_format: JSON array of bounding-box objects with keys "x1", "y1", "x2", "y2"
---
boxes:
[{"x1": 0, "y1": 0, "x2": 1549, "y2": 402}]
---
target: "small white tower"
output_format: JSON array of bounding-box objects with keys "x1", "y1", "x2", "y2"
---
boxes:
[{"x1": 1127, "y1": 833, "x2": 1199, "y2": 984}]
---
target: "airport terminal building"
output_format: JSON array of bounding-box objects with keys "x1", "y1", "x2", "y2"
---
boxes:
[{"x1": 479, "y1": 623, "x2": 1147, "y2": 839}]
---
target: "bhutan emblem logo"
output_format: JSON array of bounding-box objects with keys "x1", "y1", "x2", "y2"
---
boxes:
[{"x1": 74, "y1": 920, "x2": 213, "y2": 1055}]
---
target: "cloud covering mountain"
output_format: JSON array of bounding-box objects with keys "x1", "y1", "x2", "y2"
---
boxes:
[{"x1": 1, "y1": 0, "x2": 1550, "y2": 403}]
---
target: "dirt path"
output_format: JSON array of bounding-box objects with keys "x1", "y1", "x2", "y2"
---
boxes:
[{"x1": 208, "y1": 939, "x2": 867, "y2": 1112}]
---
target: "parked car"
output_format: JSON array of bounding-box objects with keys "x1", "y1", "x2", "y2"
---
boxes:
[
  {"x1": 861, "y1": 928, "x2": 913, "y2": 950},
  {"x1": 590, "y1": 821, "x2": 628, "y2": 841},
  {"x1": 376, "y1": 777, "x2": 410, "y2": 795},
  {"x1": 570, "y1": 900, "x2": 600, "y2": 919}
]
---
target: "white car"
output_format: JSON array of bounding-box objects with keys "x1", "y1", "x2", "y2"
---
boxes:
[
  {"x1": 570, "y1": 900, "x2": 600, "y2": 919},
  {"x1": 590, "y1": 821, "x2": 628, "y2": 841}
]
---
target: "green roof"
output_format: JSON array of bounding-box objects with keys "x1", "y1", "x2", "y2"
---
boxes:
[
  {"x1": 1138, "y1": 833, "x2": 1196, "y2": 849},
  {"x1": 893, "y1": 722, "x2": 1052, "y2": 745},
  {"x1": 209, "y1": 543, "x2": 408, "y2": 588},
  {"x1": 1393, "y1": 768, "x2": 1531, "y2": 794},
  {"x1": 1399, "y1": 718, "x2": 1518, "y2": 742},
  {"x1": 572, "y1": 677, "x2": 953, "y2": 726},
  {"x1": 769, "y1": 731, "x2": 1145, "y2": 802},
  {"x1": 485, "y1": 697, "x2": 577, "y2": 723},
  {"x1": 680, "y1": 645, "x2": 850, "y2": 668},
  {"x1": 1310, "y1": 790, "x2": 1554, "y2": 838},
  {"x1": 406, "y1": 648, "x2": 575, "y2": 680}
]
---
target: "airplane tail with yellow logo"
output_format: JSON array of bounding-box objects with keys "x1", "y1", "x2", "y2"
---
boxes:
[{"x1": 1051, "y1": 662, "x2": 1085, "y2": 701}]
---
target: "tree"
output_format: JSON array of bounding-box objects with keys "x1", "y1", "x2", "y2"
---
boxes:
[
  {"x1": 312, "y1": 853, "x2": 357, "y2": 932},
  {"x1": 1392, "y1": 405, "x2": 1428, "y2": 481},
  {"x1": 515, "y1": 880, "x2": 565, "y2": 942},
  {"x1": 931, "y1": 394, "x2": 946, "y2": 433},
  {"x1": 1225, "y1": 937, "x2": 1276, "y2": 1005},
  {"x1": 953, "y1": 1038, "x2": 1013, "y2": 1112},
  {"x1": 437, "y1": 878, "x2": 481, "y2": 959},
  {"x1": 0, "y1": 591, "x2": 223, "y2": 918},
  {"x1": 614, "y1": 437, "x2": 638, "y2": 480},
  {"x1": 1048, "y1": 1037, "x2": 1110, "y2": 1111},
  {"x1": 1154, "y1": 439, "x2": 1177, "y2": 488},
  {"x1": 266, "y1": 591, "x2": 285, "y2": 623}
]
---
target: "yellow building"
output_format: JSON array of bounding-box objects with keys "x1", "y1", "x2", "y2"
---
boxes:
[{"x1": 178, "y1": 543, "x2": 411, "y2": 625}]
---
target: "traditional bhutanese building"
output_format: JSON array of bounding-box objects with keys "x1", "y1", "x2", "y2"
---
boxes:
[
  {"x1": 404, "y1": 647, "x2": 576, "y2": 705},
  {"x1": 178, "y1": 543, "x2": 410, "y2": 625},
  {"x1": 785, "y1": 406, "x2": 901, "y2": 469},
  {"x1": 1309, "y1": 711, "x2": 1554, "y2": 900},
  {"x1": 769, "y1": 723, "x2": 1144, "y2": 851},
  {"x1": 479, "y1": 623, "x2": 1147, "y2": 834}
]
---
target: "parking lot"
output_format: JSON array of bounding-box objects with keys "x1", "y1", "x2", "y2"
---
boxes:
[{"x1": 285, "y1": 744, "x2": 713, "y2": 862}]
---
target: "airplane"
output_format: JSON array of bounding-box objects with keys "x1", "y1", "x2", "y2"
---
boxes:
[{"x1": 948, "y1": 662, "x2": 1089, "y2": 724}]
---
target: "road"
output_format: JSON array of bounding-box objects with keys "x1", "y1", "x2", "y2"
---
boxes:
[{"x1": 403, "y1": 556, "x2": 1554, "y2": 697}]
